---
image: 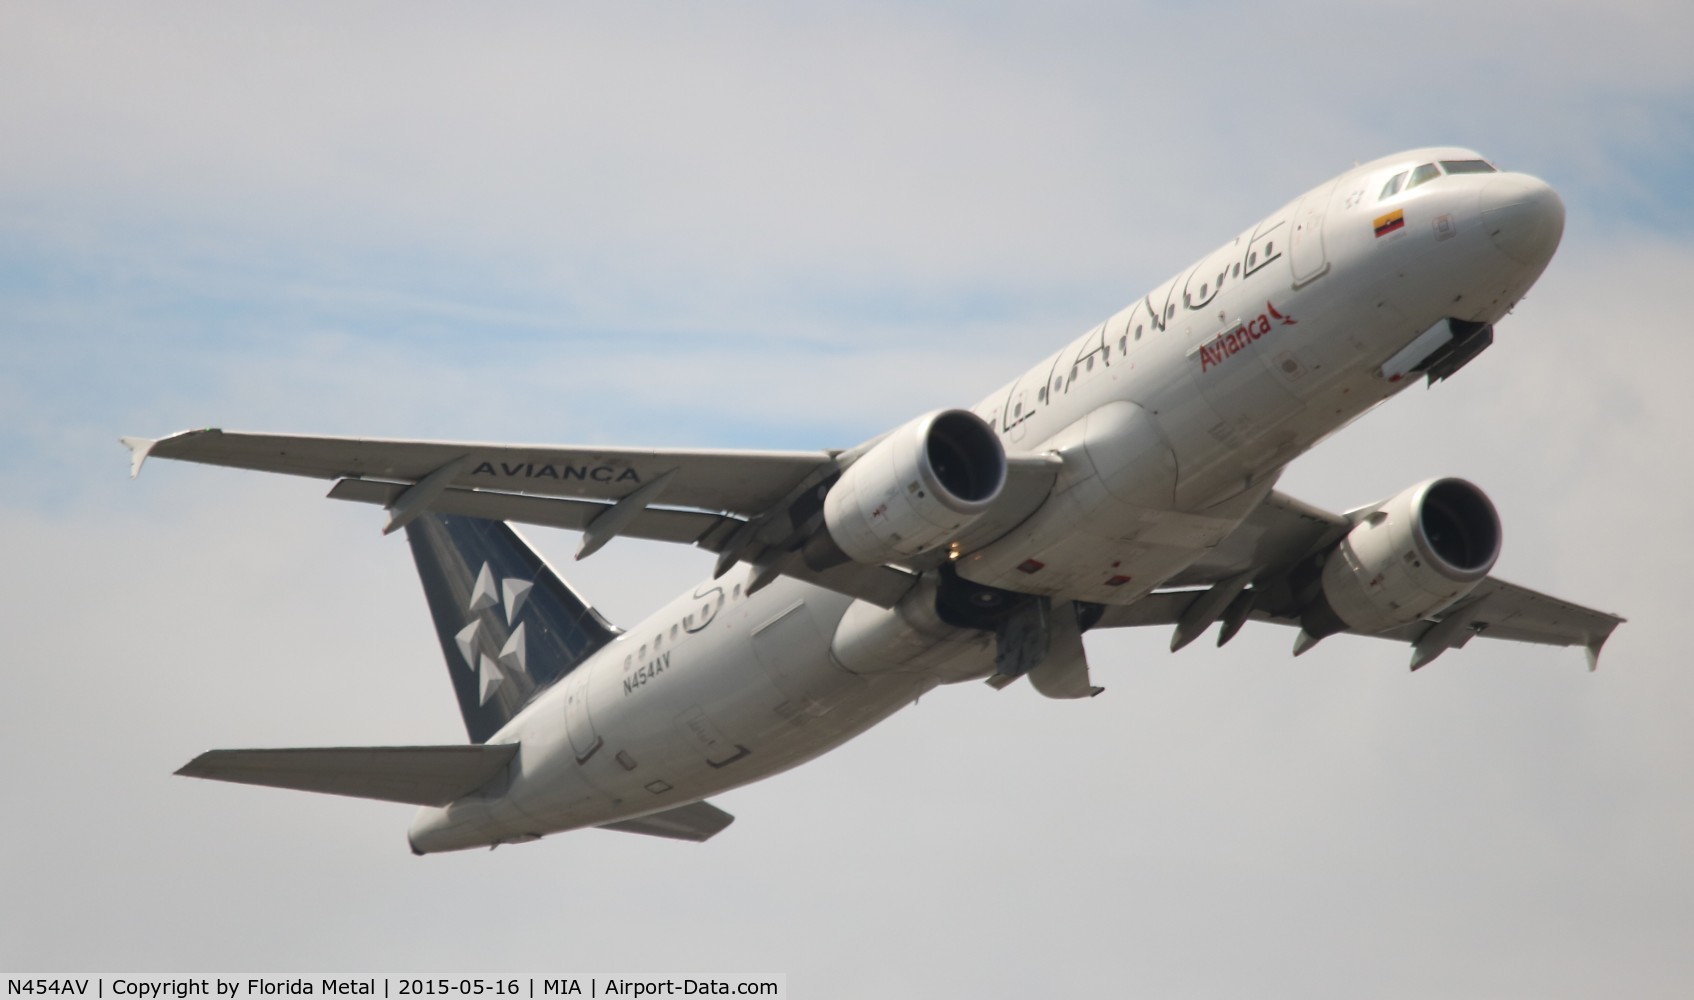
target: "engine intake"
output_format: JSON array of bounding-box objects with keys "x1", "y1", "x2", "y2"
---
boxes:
[
  {"x1": 1303, "y1": 477, "x2": 1501, "y2": 637},
  {"x1": 806, "y1": 409, "x2": 1006, "y2": 567}
]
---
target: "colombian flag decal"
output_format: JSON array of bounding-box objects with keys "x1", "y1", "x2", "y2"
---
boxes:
[{"x1": 1373, "y1": 209, "x2": 1405, "y2": 238}]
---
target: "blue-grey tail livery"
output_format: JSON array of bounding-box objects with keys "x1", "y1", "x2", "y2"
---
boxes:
[{"x1": 404, "y1": 513, "x2": 619, "y2": 744}]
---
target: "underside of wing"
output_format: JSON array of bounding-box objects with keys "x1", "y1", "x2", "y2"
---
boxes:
[
  {"x1": 1092, "y1": 576, "x2": 1622, "y2": 669},
  {"x1": 128, "y1": 428, "x2": 835, "y2": 515},
  {"x1": 1159, "y1": 489, "x2": 1350, "y2": 588},
  {"x1": 1090, "y1": 579, "x2": 1619, "y2": 667},
  {"x1": 127, "y1": 426, "x2": 1064, "y2": 610},
  {"x1": 325, "y1": 477, "x2": 919, "y2": 607},
  {"x1": 1088, "y1": 481, "x2": 1623, "y2": 669}
]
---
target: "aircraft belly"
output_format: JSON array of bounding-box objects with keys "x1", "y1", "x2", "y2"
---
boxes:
[{"x1": 500, "y1": 580, "x2": 927, "y2": 833}]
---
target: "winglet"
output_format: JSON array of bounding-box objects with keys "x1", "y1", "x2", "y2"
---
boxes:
[
  {"x1": 1585, "y1": 633, "x2": 1608, "y2": 673},
  {"x1": 120, "y1": 436, "x2": 158, "y2": 478}
]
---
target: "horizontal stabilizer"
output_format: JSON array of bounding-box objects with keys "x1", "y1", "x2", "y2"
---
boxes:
[
  {"x1": 176, "y1": 744, "x2": 518, "y2": 806},
  {"x1": 597, "y1": 800, "x2": 735, "y2": 842}
]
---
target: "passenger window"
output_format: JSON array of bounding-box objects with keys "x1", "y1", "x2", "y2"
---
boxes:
[
  {"x1": 1440, "y1": 159, "x2": 1496, "y2": 175},
  {"x1": 1118, "y1": 335, "x2": 1127, "y2": 353},
  {"x1": 1038, "y1": 386, "x2": 1048, "y2": 402},
  {"x1": 1380, "y1": 171, "x2": 1408, "y2": 198},
  {"x1": 732, "y1": 584, "x2": 742, "y2": 598},
  {"x1": 1134, "y1": 324, "x2": 1143, "y2": 341},
  {"x1": 1014, "y1": 401, "x2": 1023, "y2": 416},
  {"x1": 670, "y1": 624, "x2": 679, "y2": 639},
  {"x1": 1406, "y1": 162, "x2": 1441, "y2": 189}
]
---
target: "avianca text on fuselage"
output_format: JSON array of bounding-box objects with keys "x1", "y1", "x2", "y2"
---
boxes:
[{"x1": 1198, "y1": 301, "x2": 1297, "y2": 373}]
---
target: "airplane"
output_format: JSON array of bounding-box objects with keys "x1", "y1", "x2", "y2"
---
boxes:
[{"x1": 125, "y1": 146, "x2": 1623, "y2": 854}]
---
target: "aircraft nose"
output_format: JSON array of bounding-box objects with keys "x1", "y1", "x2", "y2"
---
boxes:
[{"x1": 1480, "y1": 174, "x2": 1565, "y2": 266}]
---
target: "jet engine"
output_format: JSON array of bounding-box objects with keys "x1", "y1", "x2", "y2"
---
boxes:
[
  {"x1": 1302, "y1": 478, "x2": 1501, "y2": 637},
  {"x1": 806, "y1": 409, "x2": 1006, "y2": 567}
]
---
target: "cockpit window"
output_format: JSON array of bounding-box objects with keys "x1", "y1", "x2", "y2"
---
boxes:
[
  {"x1": 1405, "y1": 162, "x2": 1442, "y2": 190},
  {"x1": 1379, "y1": 171, "x2": 1408, "y2": 199},
  {"x1": 1440, "y1": 159, "x2": 1497, "y2": 175}
]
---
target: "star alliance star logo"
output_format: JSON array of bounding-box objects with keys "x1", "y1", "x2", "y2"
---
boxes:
[{"x1": 452, "y1": 562, "x2": 534, "y2": 705}]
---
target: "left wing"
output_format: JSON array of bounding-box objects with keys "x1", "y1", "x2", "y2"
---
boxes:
[
  {"x1": 1092, "y1": 576, "x2": 1623, "y2": 671},
  {"x1": 1089, "y1": 489, "x2": 1623, "y2": 670}
]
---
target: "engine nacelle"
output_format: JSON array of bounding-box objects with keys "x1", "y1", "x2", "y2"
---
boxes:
[
  {"x1": 813, "y1": 409, "x2": 1006, "y2": 566},
  {"x1": 1307, "y1": 478, "x2": 1501, "y2": 636}
]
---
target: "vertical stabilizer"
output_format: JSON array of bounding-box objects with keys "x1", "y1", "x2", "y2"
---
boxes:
[{"x1": 404, "y1": 513, "x2": 619, "y2": 743}]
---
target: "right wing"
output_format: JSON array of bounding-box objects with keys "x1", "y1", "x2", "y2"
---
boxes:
[
  {"x1": 326, "y1": 477, "x2": 921, "y2": 607},
  {"x1": 126, "y1": 428, "x2": 833, "y2": 513}
]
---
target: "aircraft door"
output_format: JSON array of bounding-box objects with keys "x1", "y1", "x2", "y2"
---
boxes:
[
  {"x1": 1289, "y1": 178, "x2": 1338, "y2": 286},
  {"x1": 563, "y1": 668, "x2": 601, "y2": 762}
]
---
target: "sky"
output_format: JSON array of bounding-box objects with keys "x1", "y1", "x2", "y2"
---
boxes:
[{"x1": 3, "y1": 1, "x2": 1692, "y2": 995}]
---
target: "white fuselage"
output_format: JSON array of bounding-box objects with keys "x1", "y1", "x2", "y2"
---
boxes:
[{"x1": 408, "y1": 147, "x2": 1564, "y2": 852}]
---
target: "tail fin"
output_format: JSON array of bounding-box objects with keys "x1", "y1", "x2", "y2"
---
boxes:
[{"x1": 404, "y1": 513, "x2": 619, "y2": 743}]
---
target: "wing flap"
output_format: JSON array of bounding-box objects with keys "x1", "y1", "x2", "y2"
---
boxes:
[
  {"x1": 137, "y1": 428, "x2": 833, "y2": 515},
  {"x1": 597, "y1": 800, "x2": 735, "y2": 842},
  {"x1": 175, "y1": 744, "x2": 519, "y2": 806},
  {"x1": 327, "y1": 478, "x2": 733, "y2": 547}
]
